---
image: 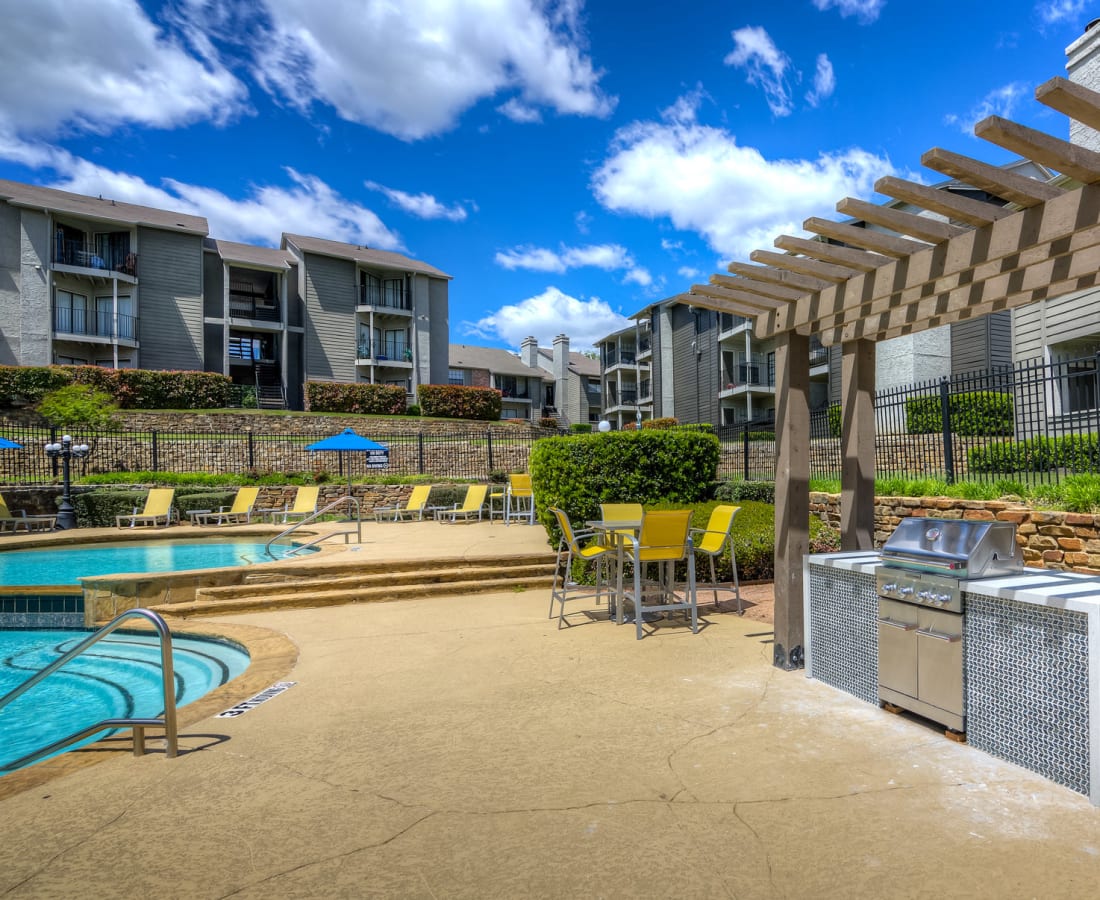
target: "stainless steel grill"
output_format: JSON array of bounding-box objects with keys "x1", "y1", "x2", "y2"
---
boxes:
[{"x1": 876, "y1": 517, "x2": 1021, "y2": 735}]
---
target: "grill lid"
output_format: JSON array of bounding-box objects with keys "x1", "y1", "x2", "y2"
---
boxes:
[{"x1": 880, "y1": 517, "x2": 1021, "y2": 578}]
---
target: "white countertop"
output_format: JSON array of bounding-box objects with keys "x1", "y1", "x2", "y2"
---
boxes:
[{"x1": 807, "y1": 552, "x2": 1100, "y2": 614}]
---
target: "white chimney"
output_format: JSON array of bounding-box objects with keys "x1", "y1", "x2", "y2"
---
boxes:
[{"x1": 520, "y1": 335, "x2": 539, "y2": 368}]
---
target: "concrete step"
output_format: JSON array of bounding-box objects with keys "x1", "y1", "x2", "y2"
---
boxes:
[
  {"x1": 194, "y1": 561, "x2": 556, "y2": 603},
  {"x1": 156, "y1": 572, "x2": 554, "y2": 618}
]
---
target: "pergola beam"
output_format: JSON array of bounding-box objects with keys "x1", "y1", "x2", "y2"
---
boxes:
[
  {"x1": 725, "y1": 263, "x2": 832, "y2": 293},
  {"x1": 921, "y1": 147, "x2": 1063, "y2": 206},
  {"x1": 803, "y1": 217, "x2": 930, "y2": 257},
  {"x1": 1035, "y1": 76, "x2": 1100, "y2": 132},
  {"x1": 689, "y1": 284, "x2": 781, "y2": 316},
  {"x1": 774, "y1": 234, "x2": 891, "y2": 271},
  {"x1": 974, "y1": 115, "x2": 1100, "y2": 183},
  {"x1": 836, "y1": 197, "x2": 969, "y2": 243},
  {"x1": 749, "y1": 249, "x2": 854, "y2": 282},
  {"x1": 873, "y1": 175, "x2": 1013, "y2": 227}
]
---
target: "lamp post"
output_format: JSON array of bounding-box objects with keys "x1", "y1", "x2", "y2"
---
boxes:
[{"x1": 44, "y1": 434, "x2": 90, "y2": 530}]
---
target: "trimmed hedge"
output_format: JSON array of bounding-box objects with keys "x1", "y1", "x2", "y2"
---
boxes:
[
  {"x1": 569, "y1": 423, "x2": 593, "y2": 433},
  {"x1": 906, "y1": 390, "x2": 1014, "y2": 436},
  {"x1": 968, "y1": 433, "x2": 1100, "y2": 473},
  {"x1": 304, "y1": 381, "x2": 407, "y2": 415},
  {"x1": 529, "y1": 429, "x2": 720, "y2": 545},
  {"x1": 641, "y1": 417, "x2": 678, "y2": 429},
  {"x1": 417, "y1": 384, "x2": 502, "y2": 420},
  {"x1": 714, "y1": 480, "x2": 776, "y2": 504},
  {"x1": 0, "y1": 365, "x2": 233, "y2": 410},
  {"x1": 828, "y1": 404, "x2": 841, "y2": 438}
]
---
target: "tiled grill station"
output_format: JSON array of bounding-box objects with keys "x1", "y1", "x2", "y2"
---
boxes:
[{"x1": 805, "y1": 546, "x2": 1100, "y2": 806}]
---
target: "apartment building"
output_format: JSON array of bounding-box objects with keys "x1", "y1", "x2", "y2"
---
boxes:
[
  {"x1": 447, "y1": 344, "x2": 548, "y2": 421},
  {"x1": 519, "y1": 333, "x2": 602, "y2": 427},
  {"x1": 0, "y1": 179, "x2": 451, "y2": 410},
  {"x1": 597, "y1": 321, "x2": 653, "y2": 429}
]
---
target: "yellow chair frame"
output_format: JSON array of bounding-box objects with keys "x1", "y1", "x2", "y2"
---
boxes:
[
  {"x1": 622, "y1": 510, "x2": 698, "y2": 640},
  {"x1": 548, "y1": 507, "x2": 614, "y2": 628},
  {"x1": 116, "y1": 488, "x2": 177, "y2": 529},
  {"x1": 690, "y1": 504, "x2": 742, "y2": 614}
]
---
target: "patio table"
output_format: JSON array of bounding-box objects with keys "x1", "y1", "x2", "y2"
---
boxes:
[{"x1": 586, "y1": 518, "x2": 642, "y2": 625}]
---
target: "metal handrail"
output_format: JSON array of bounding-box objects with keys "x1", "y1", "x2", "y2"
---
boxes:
[
  {"x1": 265, "y1": 494, "x2": 362, "y2": 557},
  {"x1": 0, "y1": 608, "x2": 178, "y2": 772}
]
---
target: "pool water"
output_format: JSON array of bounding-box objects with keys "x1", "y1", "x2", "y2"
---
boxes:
[
  {"x1": 0, "y1": 539, "x2": 314, "y2": 586},
  {"x1": 0, "y1": 629, "x2": 250, "y2": 773}
]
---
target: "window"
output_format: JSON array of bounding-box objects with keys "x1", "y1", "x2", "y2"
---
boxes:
[
  {"x1": 382, "y1": 328, "x2": 408, "y2": 359},
  {"x1": 55, "y1": 354, "x2": 87, "y2": 365},
  {"x1": 94, "y1": 295, "x2": 134, "y2": 339},
  {"x1": 360, "y1": 273, "x2": 381, "y2": 306},
  {"x1": 54, "y1": 290, "x2": 89, "y2": 334},
  {"x1": 448, "y1": 369, "x2": 466, "y2": 385},
  {"x1": 95, "y1": 358, "x2": 133, "y2": 368}
]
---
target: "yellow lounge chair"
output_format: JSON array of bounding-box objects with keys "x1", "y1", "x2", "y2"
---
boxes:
[
  {"x1": 263, "y1": 485, "x2": 321, "y2": 523},
  {"x1": 505, "y1": 473, "x2": 535, "y2": 525},
  {"x1": 190, "y1": 486, "x2": 260, "y2": 526},
  {"x1": 0, "y1": 494, "x2": 56, "y2": 533},
  {"x1": 116, "y1": 488, "x2": 177, "y2": 529},
  {"x1": 374, "y1": 484, "x2": 435, "y2": 521},
  {"x1": 435, "y1": 484, "x2": 488, "y2": 523}
]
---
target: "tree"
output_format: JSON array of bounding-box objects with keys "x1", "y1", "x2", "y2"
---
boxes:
[{"x1": 37, "y1": 383, "x2": 119, "y2": 431}]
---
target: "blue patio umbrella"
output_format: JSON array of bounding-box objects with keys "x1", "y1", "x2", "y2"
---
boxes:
[
  {"x1": 0, "y1": 437, "x2": 22, "y2": 449},
  {"x1": 306, "y1": 429, "x2": 389, "y2": 492}
]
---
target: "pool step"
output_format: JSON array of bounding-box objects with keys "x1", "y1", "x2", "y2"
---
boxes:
[{"x1": 155, "y1": 554, "x2": 557, "y2": 618}]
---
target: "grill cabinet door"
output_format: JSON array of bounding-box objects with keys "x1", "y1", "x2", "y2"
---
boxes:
[
  {"x1": 916, "y1": 608, "x2": 964, "y2": 718},
  {"x1": 878, "y1": 598, "x2": 919, "y2": 698}
]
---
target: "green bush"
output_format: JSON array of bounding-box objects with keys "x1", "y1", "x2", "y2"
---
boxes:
[
  {"x1": 417, "y1": 384, "x2": 502, "y2": 421},
  {"x1": 304, "y1": 381, "x2": 407, "y2": 415},
  {"x1": 714, "y1": 480, "x2": 776, "y2": 503},
  {"x1": 967, "y1": 434, "x2": 1099, "y2": 474},
  {"x1": 906, "y1": 390, "x2": 1014, "y2": 436},
  {"x1": 746, "y1": 431, "x2": 774, "y2": 442},
  {"x1": 641, "y1": 417, "x2": 678, "y2": 429},
  {"x1": 539, "y1": 417, "x2": 558, "y2": 428},
  {"x1": 530, "y1": 429, "x2": 720, "y2": 546},
  {"x1": 176, "y1": 490, "x2": 238, "y2": 518},
  {"x1": 0, "y1": 365, "x2": 234, "y2": 410},
  {"x1": 827, "y1": 404, "x2": 841, "y2": 438},
  {"x1": 570, "y1": 423, "x2": 593, "y2": 433},
  {"x1": 72, "y1": 490, "x2": 157, "y2": 527}
]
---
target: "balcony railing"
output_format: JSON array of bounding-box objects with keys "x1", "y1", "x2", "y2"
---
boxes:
[
  {"x1": 358, "y1": 283, "x2": 410, "y2": 311},
  {"x1": 229, "y1": 297, "x2": 280, "y2": 322},
  {"x1": 358, "y1": 340, "x2": 412, "y2": 361},
  {"x1": 620, "y1": 389, "x2": 637, "y2": 405},
  {"x1": 55, "y1": 241, "x2": 137, "y2": 276},
  {"x1": 53, "y1": 306, "x2": 137, "y2": 340}
]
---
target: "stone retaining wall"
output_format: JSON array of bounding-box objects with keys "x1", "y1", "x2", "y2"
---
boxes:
[{"x1": 810, "y1": 493, "x2": 1100, "y2": 576}]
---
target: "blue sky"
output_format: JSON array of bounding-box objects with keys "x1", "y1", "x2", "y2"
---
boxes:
[{"x1": 0, "y1": 1, "x2": 1093, "y2": 352}]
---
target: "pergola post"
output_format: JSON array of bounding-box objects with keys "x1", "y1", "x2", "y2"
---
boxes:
[
  {"x1": 773, "y1": 330, "x2": 809, "y2": 670},
  {"x1": 840, "y1": 339, "x2": 875, "y2": 550}
]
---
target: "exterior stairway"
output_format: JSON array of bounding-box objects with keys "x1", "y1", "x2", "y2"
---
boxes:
[
  {"x1": 253, "y1": 362, "x2": 286, "y2": 409},
  {"x1": 150, "y1": 552, "x2": 557, "y2": 618}
]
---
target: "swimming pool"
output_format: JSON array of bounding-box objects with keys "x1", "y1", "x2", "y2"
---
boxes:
[
  {"x1": 0, "y1": 629, "x2": 250, "y2": 773},
  {"x1": 0, "y1": 539, "x2": 316, "y2": 587}
]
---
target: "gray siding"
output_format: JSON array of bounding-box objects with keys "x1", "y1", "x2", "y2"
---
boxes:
[
  {"x1": 136, "y1": 227, "x2": 204, "y2": 370},
  {"x1": 19, "y1": 210, "x2": 51, "y2": 366},
  {"x1": 670, "y1": 304, "x2": 719, "y2": 424},
  {"x1": 951, "y1": 311, "x2": 1011, "y2": 374},
  {"x1": 427, "y1": 276, "x2": 449, "y2": 386},
  {"x1": 0, "y1": 202, "x2": 23, "y2": 364},
  {"x1": 1013, "y1": 288, "x2": 1100, "y2": 363},
  {"x1": 203, "y1": 253, "x2": 224, "y2": 318},
  {"x1": 302, "y1": 252, "x2": 356, "y2": 381}
]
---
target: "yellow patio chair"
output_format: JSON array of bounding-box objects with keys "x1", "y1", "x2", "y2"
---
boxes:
[
  {"x1": 189, "y1": 486, "x2": 260, "y2": 526},
  {"x1": 270, "y1": 485, "x2": 321, "y2": 523},
  {"x1": 548, "y1": 507, "x2": 614, "y2": 628},
  {"x1": 504, "y1": 473, "x2": 535, "y2": 525},
  {"x1": 691, "y1": 504, "x2": 742, "y2": 614},
  {"x1": 599, "y1": 502, "x2": 643, "y2": 541},
  {"x1": 116, "y1": 488, "x2": 177, "y2": 529},
  {"x1": 435, "y1": 484, "x2": 488, "y2": 523},
  {"x1": 374, "y1": 484, "x2": 434, "y2": 521},
  {"x1": 621, "y1": 509, "x2": 698, "y2": 640},
  {"x1": 0, "y1": 493, "x2": 56, "y2": 533}
]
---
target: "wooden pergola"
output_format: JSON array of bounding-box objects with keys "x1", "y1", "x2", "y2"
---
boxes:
[{"x1": 683, "y1": 76, "x2": 1100, "y2": 669}]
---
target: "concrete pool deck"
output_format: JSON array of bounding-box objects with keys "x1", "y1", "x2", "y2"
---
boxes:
[{"x1": 1, "y1": 522, "x2": 1099, "y2": 896}]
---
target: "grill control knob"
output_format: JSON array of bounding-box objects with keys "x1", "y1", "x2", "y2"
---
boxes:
[
  {"x1": 882, "y1": 582, "x2": 898, "y2": 593},
  {"x1": 938, "y1": 593, "x2": 952, "y2": 604},
  {"x1": 918, "y1": 590, "x2": 932, "y2": 601}
]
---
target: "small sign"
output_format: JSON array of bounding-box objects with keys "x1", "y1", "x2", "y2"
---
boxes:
[
  {"x1": 365, "y1": 449, "x2": 389, "y2": 469},
  {"x1": 217, "y1": 681, "x2": 297, "y2": 718}
]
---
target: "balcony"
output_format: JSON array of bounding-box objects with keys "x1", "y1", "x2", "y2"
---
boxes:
[
  {"x1": 55, "y1": 241, "x2": 137, "y2": 277},
  {"x1": 230, "y1": 286, "x2": 280, "y2": 323},
  {"x1": 809, "y1": 339, "x2": 829, "y2": 369},
  {"x1": 357, "y1": 340, "x2": 412, "y2": 364},
  {"x1": 53, "y1": 306, "x2": 138, "y2": 342},
  {"x1": 358, "y1": 282, "x2": 411, "y2": 312}
]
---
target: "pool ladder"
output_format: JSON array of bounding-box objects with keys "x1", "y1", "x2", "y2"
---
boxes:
[
  {"x1": 0, "y1": 608, "x2": 178, "y2": 773},
  {"x1": 265, "y1": 494, "x2": 363, "y2": 558}
]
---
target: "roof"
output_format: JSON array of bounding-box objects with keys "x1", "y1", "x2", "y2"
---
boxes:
[
  {"x1": 0, "y1": 179, "x2": 209, "y2": 235},
  {"x1": 206, "y1": 238, "x2": 294, "y2": 270},
  {"x1": 283, "y1": 233, "x2": 451, "y2": 279},
  {"x1": 536, "y1": 346, "x2": 601, "y2": 377},
  {"x1": 449, "y1": 344, "x2": 550, "y2": 379}
]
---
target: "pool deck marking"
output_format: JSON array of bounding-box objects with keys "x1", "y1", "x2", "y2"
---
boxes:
[{"x1": 216, "y1": 680, "x2": 296, "y2": 717}]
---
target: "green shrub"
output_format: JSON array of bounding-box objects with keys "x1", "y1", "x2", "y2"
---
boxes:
[
  {"x1": 0, "y1": 365, "x2": 235, "y2": 410},
  {"x1": 570, "y1": 423, "x2": 593, "y2": 433},
  {"x1": 304, "y1": 381, "x2": 407, "y2": 415},
  {"x1": 827, "y1": 404, "x2": 841, "y2": 438},
  {"x1": 641, "y1": 417, "x2": 678, "y2": 429},
  {"x1": 967, "y1": 434, "x2": 1098, "y2": 474},
  {"x1": 417, "y1": 384, "x2": 502, "y2": 420},
  {"x1": 72, "y1": 490, "x2": 158, "y2": 527},
  {"x1": 0, "y1": 365, "x2": 72, "y2": 405},
  {"x1": 714, "y1": 480, "x2": 776, "y2": 503},
  {"x1": 530, "y1": 429, "x2": 720, "y2": 546},
  {"x1": 539, "y1": 417, "x2": 558, "y2": 428},
  {"x1": 746, "y1": 431, "x2": 775, "y2": 442},
  {"x1": 176, "y1": 490, "x2": 238, "y2": 518},
  {"x1": 906, "y1": 390, "x2": 1014, "y2": 436},
  {"x1": 406, "y1": 404, "x2": 421, "y2": 416}
]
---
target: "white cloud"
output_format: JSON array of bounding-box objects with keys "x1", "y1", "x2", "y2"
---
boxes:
[
  {"x1": 811, "y1": 0, "x2": 886, "y2": 24},
  {"x1": 806, "y1": 54, "x2": 836, "y2": 107},
  {"x1": 494, "y1": 242, "x2": 651, "y2": 285},
  {"x1": 0, "y1": 137, "x2": 402, "y2": 249},
  {"x1": 1037, "y1": 1, "x2": 1087, "y2": 25},
  {"x1": 943, "y1": 82, "x2": 1030, "y2": 135},
  {"x1": 591, "y1": 94, "x2": 896, "y2": 261},
  {"x1": 724, "y1": 26, "x2": 793, "y2": 117},
  {"x1": 223, "y1": 0, "x2": 615, "y2": 140},
  {"x1": 497, "y1": 98, "x2": 543, "y2": 123},
  {"x1": 0, "y1": 0, "x2": 248, "y2": 136},
  {"x1": 678, "y1": 266, "x2": 703, "y2": 279},
  {"x1": 661, "y1": 238, "x2": 684, "y2": 252},
  {"x1": 364, "y1": 181, "x2": 468, "y2": 222},
  {"x1": 575, "y1": 210, "x2": 593, "y2": 234},
  {"x1": 464, "y1": 286, "x2": 630, "y2": 350}
]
